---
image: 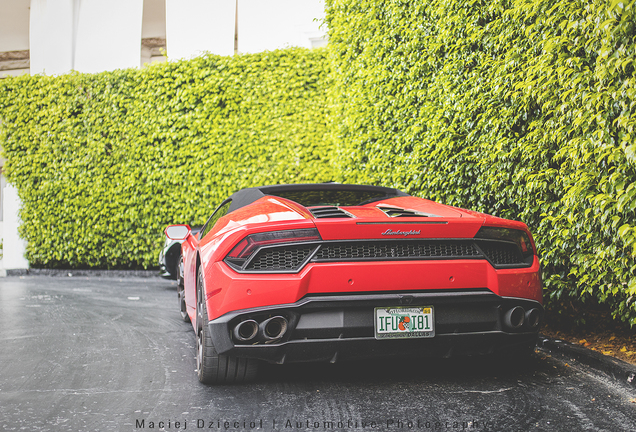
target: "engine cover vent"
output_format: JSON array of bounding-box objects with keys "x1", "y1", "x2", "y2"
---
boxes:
[
  {"x1": 377, "y1": 206, "x2": 438, "y2": 218},
  {"x1": 309, "y1": 206, "x2": 354, "y2": 219}
]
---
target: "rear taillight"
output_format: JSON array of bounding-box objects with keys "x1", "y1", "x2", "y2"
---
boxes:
[
  {"x1": 475, "y1": 226, "x2": 535, "y2": 266},
  {"x1": 226, "y1": 228, "x2": 322, "y2": 265}
]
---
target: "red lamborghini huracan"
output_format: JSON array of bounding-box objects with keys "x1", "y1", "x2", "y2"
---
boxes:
[{"x1": 165, "y1": 183, "x2": 542, "y2": 384}]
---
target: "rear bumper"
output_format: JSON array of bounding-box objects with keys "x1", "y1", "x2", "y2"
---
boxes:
[
  {"x1": 204, "y1": 258, "x2": 542, "y2": 320},
  {"x1": 208, "y1": 290, "x2": 542, "y2": 363}
]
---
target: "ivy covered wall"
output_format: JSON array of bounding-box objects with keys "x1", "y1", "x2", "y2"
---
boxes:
[
  {"x1": 325, "y1": 0, "x2": 636, "y2": 325},
  {"x1": 0, "y1": 48, "x2": 334, "y2": 269}
]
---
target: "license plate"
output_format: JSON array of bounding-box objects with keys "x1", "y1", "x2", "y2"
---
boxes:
[{"x1": 374, "y1": 306, "x2": 435, "y2": 339}]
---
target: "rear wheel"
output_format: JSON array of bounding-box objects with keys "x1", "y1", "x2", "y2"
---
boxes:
[{"x1": 196, "y1": 266, "x2": 259, "y2": 384}]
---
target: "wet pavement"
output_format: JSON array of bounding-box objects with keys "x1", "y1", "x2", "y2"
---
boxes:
[{"x1": 0, "y1": 276, "x2": 634, "y2": 431}]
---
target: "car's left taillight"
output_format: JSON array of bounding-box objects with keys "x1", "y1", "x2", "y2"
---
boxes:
[{"x1": 224, "y1": 228, "x2": 322, "y2": 273}]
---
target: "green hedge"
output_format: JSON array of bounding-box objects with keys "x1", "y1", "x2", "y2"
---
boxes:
[
  {"x1": 1, "y1": 1, "x2": 635, "y2": 326},
  {"x1": 325, "y1": 0, "x2": 636, "y2": 325},
  {"x1": 0, "y1": 48, "x2": 334, "y2": 269}
]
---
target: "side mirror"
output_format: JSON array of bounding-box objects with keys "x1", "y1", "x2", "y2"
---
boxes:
[{"x1": 165, "y1": 224, "x2": 191, "y2": 241}]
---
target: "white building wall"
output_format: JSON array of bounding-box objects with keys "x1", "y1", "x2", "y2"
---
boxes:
[
  {"x1": 239, "y1": 0, "x2": 326, "y2": 53},
  {"x1": 166, "y1": 0, "x2": 235, "y2": 59},
  {"x1": 0, "y1": 0, "x2": 31, "y2": 77},
  {"x1": 0, "y1": 0, "x2": 30, "y2": 52},
  {"x1": 29, "y1": 0, "x2": 144, "y2": 75},
  {"x1": 0, "y1": 170, "x2": 5, "y2": 271},
  {"x1": 166, "y1": 0, "x2": 326, "y2": 60},
  {"x1": 1, "y1": 185, "x2": 28, "y2": 272}
]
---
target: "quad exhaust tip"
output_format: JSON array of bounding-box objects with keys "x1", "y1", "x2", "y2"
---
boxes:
[
  {"x1": 525, "y1": 308, "x2": 540, "y2": 328},
  {"x1": 233, "y1": 316, "x2": 289, "y2": 343},
  {"x1": 233, "y1": 319, "x2": 259, "y2": 342},
  {"x1": 503, "y1": 306, "x2": 525, "y2": 329},
  {"x1": 260, "y1": 316, "x2": 288, "y2": 341}
]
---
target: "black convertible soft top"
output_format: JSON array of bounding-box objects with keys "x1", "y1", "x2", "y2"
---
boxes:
[{"x1": 227, "y1": 183, "x2": 409, "y2": 213}]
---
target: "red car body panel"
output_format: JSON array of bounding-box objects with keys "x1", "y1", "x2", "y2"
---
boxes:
[
  {"x1": 195, "y1": 257, "x2": 541, "y2": 321},
  {"x1": 171, "y1": 184, "x2": 543, "y2": 380},
  {"x1": 179, "y1": 194, "x2": 541, "y2": 323}
]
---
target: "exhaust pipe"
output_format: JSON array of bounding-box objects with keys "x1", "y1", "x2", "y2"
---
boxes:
[
  {"x1": 233, "y1": 319, "x2": 259, "y2": 342},
  {"x1": 525, "y1": 308, "x2": 540, "y2": 328},
  {"x1": 259, "y1": 316, "x2": 288, "y2": 341},
  {"x1": 503, "y1": 306, "x2": 525, "y2": 330}
]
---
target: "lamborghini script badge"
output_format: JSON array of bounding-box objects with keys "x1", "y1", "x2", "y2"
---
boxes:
[{"x1": 381, "y1": 229, "x2": 421, "y2": 237}]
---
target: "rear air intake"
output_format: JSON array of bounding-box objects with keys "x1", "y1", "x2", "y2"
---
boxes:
[
  {"x1": 246, "y1": 244, "x2": 316, "y2": 271},
  {"x1": 476, "y1": 241, "x2": 524, "y2": 266}
]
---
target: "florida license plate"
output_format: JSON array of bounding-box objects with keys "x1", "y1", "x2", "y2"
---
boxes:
[{"x1": 374, "y1": 306, "x2": 435, "y2": 339}]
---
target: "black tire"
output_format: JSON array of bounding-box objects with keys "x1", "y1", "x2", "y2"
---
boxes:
[
  {"x1": 196, "y1": 266, "x2": 259, "y2": 384},
  {"x1": 176, "y1": 256, "x2": 189, "y2": 322},
  {"x1": 166, "y1": 243, "x2": 182, "y2": 280},
  {"x1": 173, "y1": 250, "x2": 183, "y2": 283}
]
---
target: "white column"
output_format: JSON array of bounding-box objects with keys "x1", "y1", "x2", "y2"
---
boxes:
[
  {"x1": 73, "y1": 0, "x2": 144, "y2": 73},
  {"x1": 29, "y1": 0, "x2": 76, "y2": 75},
  {"x1": 1, "y1": 184, "x2": 29, "y2": 273}
]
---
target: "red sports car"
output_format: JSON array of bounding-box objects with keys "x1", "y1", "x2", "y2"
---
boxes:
[{"x1": 165, "y1": 183, "x2": 542, "y2": 384}]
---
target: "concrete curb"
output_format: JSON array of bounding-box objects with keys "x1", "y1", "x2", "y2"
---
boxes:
[
  {"x1": 4, "y1": 268, "x2": 162, "y2": 278},
  {"x1": 537, "y1": 334, "x2": 636, "y2": 389}
]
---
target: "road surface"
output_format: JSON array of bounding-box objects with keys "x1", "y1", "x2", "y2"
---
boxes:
[{"x1": 0, "y1": 276, "x2": 634, "y2": 431}]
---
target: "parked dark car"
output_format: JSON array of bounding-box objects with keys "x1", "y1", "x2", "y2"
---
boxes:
[{"x1": 159, "y1": 227, "x2": 200, "y2": 280}]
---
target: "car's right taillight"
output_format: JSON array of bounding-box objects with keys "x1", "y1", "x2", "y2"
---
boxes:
[{"x1": 474, "y1": 226, "x2": 535, "y2": 268}]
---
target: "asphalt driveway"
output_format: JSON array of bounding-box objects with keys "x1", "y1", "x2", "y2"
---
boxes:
[{"x1": 0, "y1": 276, "x2": 634, "y2": 431}]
